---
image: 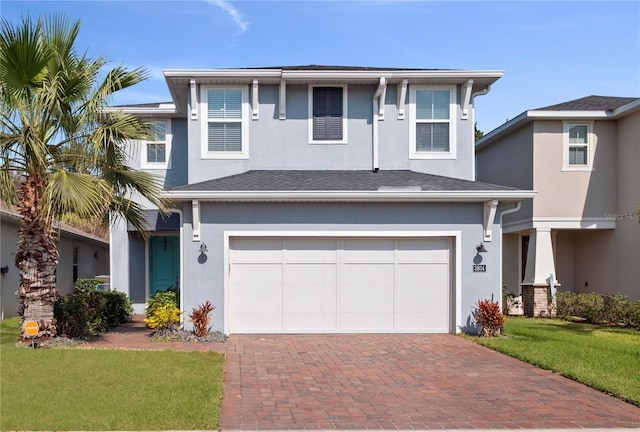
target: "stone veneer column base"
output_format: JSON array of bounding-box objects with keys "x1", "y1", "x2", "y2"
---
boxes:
[{"x1": 522, "y1": 285, "x2": 556, "y2": 317}]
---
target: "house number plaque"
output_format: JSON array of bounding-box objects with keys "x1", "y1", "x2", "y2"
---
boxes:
[{"x1": 473, "y1": 265, "x2": 487, "y2": 272}]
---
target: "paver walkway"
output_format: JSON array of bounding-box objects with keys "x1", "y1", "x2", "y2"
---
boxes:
[{"x1": 85, "y1": 317, "x2": 640, "y2": 430}]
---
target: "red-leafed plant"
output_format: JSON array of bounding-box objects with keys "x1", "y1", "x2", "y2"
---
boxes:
[
  {"x1": 475, "y1": 299, "x2": 506, "y2": 337},
  {"x1": 189, "y1": 300, "x2": 215, "y2": 337}
]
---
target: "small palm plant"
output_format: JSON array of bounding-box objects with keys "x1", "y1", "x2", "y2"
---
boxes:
[{"x1": 475, "y1": 299, "x2": 506, "y2": 337}]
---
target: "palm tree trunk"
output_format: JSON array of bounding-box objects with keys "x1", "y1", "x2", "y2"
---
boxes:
[{"x1": 15, "y1": 174, "x2": 59, "y2": 343}]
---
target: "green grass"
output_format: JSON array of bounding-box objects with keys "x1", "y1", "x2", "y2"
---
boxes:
[
  {"x1": 470, "y1": 316, "x2": 640, "y2": 406},
  {"x1": 0, "y1": 317, "x2": 224, "y2": 431}
]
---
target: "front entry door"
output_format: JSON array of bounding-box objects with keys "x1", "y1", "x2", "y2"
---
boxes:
[{"x1": 149, "y1": 236, "x2": 179, "y2": 297}]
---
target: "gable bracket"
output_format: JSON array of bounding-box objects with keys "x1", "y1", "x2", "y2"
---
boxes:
[
  {"x1": 483, "y1": 199, "x2": 499, "y2": 241},
  {"x1": 190, "y1": 79, "x2": 198, "y2": 120},
  {"x1": 192, "y1": 199, "x2": 201, "y2": 241},
  {"x1": 375, "y1": 77, "x2": 387, "y2": 120},
  {"x1": 397, "y1": 79, "x2": 408, "y2": 120},
  {"x1": 279, "y1": 79, "x2": 286, "y2": 120},
  {"x1": 461, "y1": 79, "x2": 473, "y2": 120},
  {"x1": 252, "y1": 79, "x2": 259, "y2": 120}
]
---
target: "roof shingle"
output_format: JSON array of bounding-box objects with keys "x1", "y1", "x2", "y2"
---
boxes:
[{"x1": 536, "y1": 95, "x2": 638, "y2": 112}]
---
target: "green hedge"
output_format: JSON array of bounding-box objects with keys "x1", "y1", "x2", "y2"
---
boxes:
[
  {"x1": 54, "y1": 279, "x2": 133, "y2": 338},
  {"x1": 556, "y1": 292, "x2": 640, "y2": 329}
]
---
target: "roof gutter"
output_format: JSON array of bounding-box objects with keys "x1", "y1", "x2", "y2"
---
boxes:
[{"x1": 163, "y1": 189, "x2": 536, "y2": 203}]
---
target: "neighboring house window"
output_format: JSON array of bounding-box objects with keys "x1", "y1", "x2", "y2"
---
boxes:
[
  {"x1": 563, "y1": 122, "x2": 592, "y2": 170},
  {"x1": 201, "y1": 86, "x2": 249, "y2": 159},
  {"x1": 409, "y1": 86, "x2": 456, "y2": 159},
  {"x1": 308, "y1": 85, "x2": 348, "y2": 144},
  {"x1": 141, "y1": 120, "x2": 171, "y2": 169}
]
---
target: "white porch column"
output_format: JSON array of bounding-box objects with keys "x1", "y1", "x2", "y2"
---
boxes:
[
  {"x1": 523, "y1": 228, "x2": 558, "y2": 285},
  {"x1": 522, "y1": 228, "x2": 558, "y2": 317}
]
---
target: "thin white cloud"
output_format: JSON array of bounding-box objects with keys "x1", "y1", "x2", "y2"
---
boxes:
[{"x1": 206, "y1": 0, "x2": 250, "y2": 33}]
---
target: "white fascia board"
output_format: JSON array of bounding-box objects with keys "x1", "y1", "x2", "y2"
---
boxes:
[
  {"x1": 103, "y1": 105, "x2": 176, "y2": 115},
  {"x1": 612, "y1": 98, "x2": 640, "y2": 116},
  {"x1": 163, "y1": 190, "x2": 536, "y2": 202},
  {"x1": 281, "y1": 69, "x2": 504, "y2": 84},
  {"x1": 164, "y1": 69, "x2": 282, "y2": 79},
  {"x1": 477, "y1": 109, "x2": 620, "y2": 150}
]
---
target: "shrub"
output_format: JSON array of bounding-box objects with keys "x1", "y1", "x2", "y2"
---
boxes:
[
  {"x1": 54, "y1": 290, "x2": 133, "y2": 338},
  {"x1": 556, "y1": 292, "x2": 640, "y2": 329},
  {"x1": 74, "y1": 278, "x2": 105, "y2": 292},
  {"x1": 475, "y1": 299, "x2": 506, "y2": 337},
  {"x1": 145, "y1": 290, "x2": 178, "y2": 322},
  {"x1": 189, "y1": 300, "x2": 215, "y2": 337},
  {"x1": 144, "y1": 304, "x2": 182, "y2": 336}
]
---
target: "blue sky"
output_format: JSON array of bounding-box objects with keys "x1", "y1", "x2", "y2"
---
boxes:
[{"x1": 1, "y1": 0, "x2": 638, "y2": 133}]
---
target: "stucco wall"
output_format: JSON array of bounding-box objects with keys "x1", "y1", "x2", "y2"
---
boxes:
[
  {"x1": 177, "y1": 201, "x2": 501, "y2": 333},
  {"x1": 501, "y1": 233, "x2": 520, "y2": 296},
  {"x1": 1, "y1": 215, "x2": 109, "y2": 319},
  {"x1": 185, "y1": 83, "x2": 476, "y2": 184},
  {"x1": 476, "y1": 122, "x2": 534, "y2": 225},
  {"x1": 532, "y1": 120, "x2": 616, "y2": 219}
]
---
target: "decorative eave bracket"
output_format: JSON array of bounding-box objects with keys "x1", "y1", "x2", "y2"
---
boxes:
[
  {"x1": 483, "y1": 199, "x2": 499, "y2": 241},
  {"x1": 461, "y1": 79, "x2": 473, "y2": 120},
  {"x1": 397, "y1": 79, "x2": 408, "y2": 120},
  {"x1": 252, "y1": 79, "x2": 259, "y2": 120},
  {"x1": 192, "y1": 199, "x2": 201, "y2": 241},
  {"x1": 279, "y1": 80, "x2": 286, "y2": 120},
  {"x1": 190, "y1": 79, "x2": 198, "y2": 120}
]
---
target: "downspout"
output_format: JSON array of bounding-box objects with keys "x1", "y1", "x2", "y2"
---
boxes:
[
  {"x1": 498, "y1": 202, "x2": 522, "y2": 311},
  {"x1": 471, "y1": 85, "x2": 492, "y2": 180},
  {"x1": 372, "y1": 77, "x2": 386, "y2": 172}
]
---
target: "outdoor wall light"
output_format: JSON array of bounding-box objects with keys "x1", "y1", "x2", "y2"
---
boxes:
[
  {"x1": 476, "y1": 243, "x2": 488, "y2": 253},
  {"x1": 0, "y1": 266, "x2": 8, "y2": 274},
  {"x1": 199, "y1": 242, "x2": 208, "y2": 254}
]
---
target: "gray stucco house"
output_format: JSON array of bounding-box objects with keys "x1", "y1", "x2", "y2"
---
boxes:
[
  {"x1": 0, "y1": 208, "x2": 110, "y2": 319},
  {"x1": 110, "y1": 65, "x2": 534, "y2": 334},
  {"x1": 477, "y1": 95, "x2": 640, "y2": 312}
]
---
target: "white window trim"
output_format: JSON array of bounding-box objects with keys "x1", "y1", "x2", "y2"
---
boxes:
[
  {"x1": 308, "y1": 84, "x2": 348, "y2": 145},
  {"x1": 141, "y1": 120, "x2": 172, "y2": 170},
  {"x1": 201, "y1": 85, "x2": 250, "y2": 160},
  {"x1": 562, "y1": 121, "x2": 593, "y2": 171},
  {"x1": 409, "y1": 85, "x2": 457, "y2": 160}
]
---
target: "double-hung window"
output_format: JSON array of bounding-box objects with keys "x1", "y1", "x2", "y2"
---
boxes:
[
  {"x1": 308, "y1": 85, "x2": 348, "y2": 144},
  {"x1": 202, "y1": 87, "x2": 249, "y2": 159},
  {"x1": 142, "y1": 120, "x2": 171, "y2": 169},
  {"x1": 409, "y1": 86, "x2": 456, "y2": 159},
  {"x1": 563, "y1": 122, "x2": 592, "y2": 170}
]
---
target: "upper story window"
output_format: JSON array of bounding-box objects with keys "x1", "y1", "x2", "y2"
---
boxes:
[
  {"x1": 142, "y1": 120, "x2": 171, "y2": 169},
  {"x1": 409, "y1": 86, "x2": 456, "y2": 159},
  {"x1": 201, "y1": 86, "x2": 249, "y2": 159},
  {"x1": 563, "y1": 122, "x2": 592, "y2": 171},
  {"x1": 308, "y1": 85, "x2": 348, "y2": 144}
]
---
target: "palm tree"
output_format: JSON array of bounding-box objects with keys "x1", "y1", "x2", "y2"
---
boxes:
[{"x1": 0, "y1": 15, "x2": 166, "y2": 343}]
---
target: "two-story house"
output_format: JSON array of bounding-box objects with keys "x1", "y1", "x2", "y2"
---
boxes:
[
  {"x1": 110, "y1": 66, "x2": 534, "y2": 334},
  {"x1": 477, "y1": 95, "x2": 640, "y2": 315}
]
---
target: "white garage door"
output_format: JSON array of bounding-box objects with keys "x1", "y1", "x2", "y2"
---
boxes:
[{"x1": 229, "y1": 237, "x2": 451, "y2": 333}]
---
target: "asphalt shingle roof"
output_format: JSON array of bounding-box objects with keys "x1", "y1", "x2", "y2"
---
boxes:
[
  {"x1": 169, "y1": 170, "x2": 517, "y2": 192},
  {"x1": 536, "y1": 95, "x2": 638, "y2": 111}
]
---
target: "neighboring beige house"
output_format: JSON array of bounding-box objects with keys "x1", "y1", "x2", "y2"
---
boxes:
[
  {"x1": 476, "y1": 95, "x2": 640, "y2": 313},
  {"x1": 0, "y1": 209, "x2": 110, "y2": 319}
]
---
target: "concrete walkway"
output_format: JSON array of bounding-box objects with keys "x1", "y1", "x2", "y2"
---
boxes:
[{"x1": 84, "y1": 317, "x2": 640, "y2": 430}]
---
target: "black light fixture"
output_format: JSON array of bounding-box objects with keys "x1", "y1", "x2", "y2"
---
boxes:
[
  {"x1": 0, "y1": 266, "x2": 8, "y2": 274},
  {"x1": 476, "y1": 243, "x2": 487, "y2": 253},
  {"x1": 199, "y1": 242, "x2": 208, "y2": 254}
]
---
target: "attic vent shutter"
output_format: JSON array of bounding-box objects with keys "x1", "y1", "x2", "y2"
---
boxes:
[{"x1": 313, "y1": 87, "x2": 343, "y2": 140}]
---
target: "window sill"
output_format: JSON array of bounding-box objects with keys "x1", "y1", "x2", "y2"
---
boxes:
[
  {"x1": 201, "y1": 152, "x2": 249, "y2": 160},
  {"x1": 308, "y1": 140, "x2": 348, "y2": 145},
  {"x1": 409, "y1": 152, "x2": 456, "y2": 160}
]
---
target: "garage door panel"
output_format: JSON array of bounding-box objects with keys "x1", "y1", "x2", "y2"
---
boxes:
[
  {"x1": 231, "y1": 238, "x2": 283, "y2": 263},
  {"x1": 284, "y1": 263, "x2": 337, "y2": 331},
  {"x1": 341, "y1": 263, "x2": 394, "y2": 313},
  {"x1": 341, "y1": 312, "x2": 394, "y2": 332},
  {"x1": 396, "y1": 238, "x2": 450, "y2": 262},
  {"x1": 230, "y1": 263, "x2": 283, "y2": 332},
  {"x1": 343, "y1": 239, "x2": 395, "y2": 262},
  {"x1": 396, "y1": 263, "x2": 449, "y2": 313},
  {"x1": 285, "y1": 239, "x2": 337, "y2": 263}
]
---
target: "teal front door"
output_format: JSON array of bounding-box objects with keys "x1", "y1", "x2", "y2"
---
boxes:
[{"x1": 149, "y1": 236, "x2": 179, "y2": 297}]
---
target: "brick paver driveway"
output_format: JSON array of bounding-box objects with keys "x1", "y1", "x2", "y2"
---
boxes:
[{"x1": 220, "y1": 334, "x2": 640, "y2": 430}]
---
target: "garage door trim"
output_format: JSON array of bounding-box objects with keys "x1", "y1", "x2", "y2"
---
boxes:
[{"x1": 223, "y1": 231, "x2": 462, "y2": 334}]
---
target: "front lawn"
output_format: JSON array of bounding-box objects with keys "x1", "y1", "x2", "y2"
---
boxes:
[
  {"x1": 470, "y1": 316, "x2": 640, "y2": 406},
  {"x1": 0, "y1": 317, "x2": 224, "y2": 431}
]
